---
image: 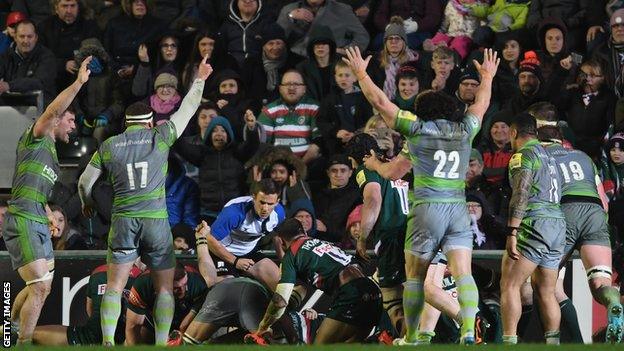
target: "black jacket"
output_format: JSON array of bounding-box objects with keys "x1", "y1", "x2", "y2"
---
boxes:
[
  {"x1": 0, "y1": 44, "x2": 57, "y2": 105},
  {"x1": 103, "y1": 14, "x2": 166, "y2": 70},
  {"x1": 218, "y1": 0, "x2": 269, "y2": 66},
  {"x1": 312, "y1": 182, "x2": 362, "y2": 243},
  {"x1": 317, "y1": 89, "x2": 372, "y2": 154}
]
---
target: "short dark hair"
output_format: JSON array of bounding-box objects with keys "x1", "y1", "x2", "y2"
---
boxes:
[
  {"x1": 251, "y1": 178, "x2": 279, "y2": 196},
  {"x1": 15, "y1": 20, "x2": 36, "y2": 34},
  {"x1": 414, "y1": 90, "x2": 460, "y2": 122},
  {"x1": 274, "y1": 218, "x2": 305, "y2": 241},
  {"x1": 345, "y1": 132, "x2": 382, "y2": 164},
  {"x1": 280, "y1": 68, "x2": 304, "y2": 83},
  {"x1": 511, "y1": 112, "x2": 537, "y2": 137},
  {"x1": 125, "y1": 102, "x2": 153, "y2": 116},
  {"x1": 174, "y1": 263, "x2": 187, "y2": 281},
  {"x1": 537, "y1": 125, "x2": 563, "y2": 142}
]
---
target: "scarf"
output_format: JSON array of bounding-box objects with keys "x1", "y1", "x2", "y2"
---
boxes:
[
  {"x1": 611, "y1": 41, "x2": 624, "y2": 98},
  {"x1": 263, "y1": 51, "x2": 287, "y2": 91},
  {"x1": 470, "y1": 213, "x2": 486, "y2": 246},
  {"x1": 150, "y1": 93, "x2": 181, "y2": 114},
  {"x1": 383, "y1": 50, "x2": 417, "y2": 100}
]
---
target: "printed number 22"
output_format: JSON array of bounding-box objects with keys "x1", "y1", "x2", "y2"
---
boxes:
[
  {"x1": 126, "y1": 162, "x2": 148, "y2": 190},
  {"x1": 433, "y1": 150, "x2": 460, "y2": 179}
]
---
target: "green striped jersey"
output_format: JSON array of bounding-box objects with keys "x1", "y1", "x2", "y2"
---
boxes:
[
  {"x1": 355, "y1": 165, "x2": 408, "y2": 232},
  {"x1": 8, "y1": 124, "x2": 59, "y2": 223},
  {"x1": 544, "y1": 143, "x2": 600, "y2": 199},
  {"x1": 395, "y1": 110, "x2": 480, "y2": 205},
  {"x1": 508, "y1": 139, "x2": 564, "y2": 218},
  {"x1": 89, "y1": 121, "x2": 177, "y2": 218}
]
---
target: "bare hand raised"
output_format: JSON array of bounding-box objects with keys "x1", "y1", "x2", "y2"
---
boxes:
[
  {"x1": 342, "y1": 46, "x2": 372, "y2": 79},
  {"x1": 77, "y1": 56, "x2": 93, "y2": 84},
  {"x1": 197, "y1": 54, "x2": 213, "y2": 81},
  {"x1": 472, "y1": 48, "x2": 500, "y2": 81}
]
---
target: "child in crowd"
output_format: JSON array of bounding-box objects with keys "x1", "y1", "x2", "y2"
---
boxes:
[
  {"x1": 392, "y1": 64, "x2": 420, "y2": 113},
  {"x1": 318, "y1": 60, "x2": 372, "y2": 155},
  {"x1": 602, "y1": 133, "x2": 624, "y2": 242},
  {"x1": 421, "y1": 46, "x2": 460, "y2": 95}
]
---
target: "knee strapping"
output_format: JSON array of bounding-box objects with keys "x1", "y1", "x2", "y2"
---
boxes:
[
  {"x1": 587, "y1": 265, "x2": 612, "y2": 280},
  {"x1": 182, "y1": 332, "x2": 201, "y2": 345},
  {"x1": 25, "y1": 270, "x2": 54, "y2": 286}
]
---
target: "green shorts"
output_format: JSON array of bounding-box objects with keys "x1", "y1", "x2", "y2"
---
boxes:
[
  {"x1": 373, "y1": 228, "x2": 406, "y2": 288},
  {"x1": 3, "y1": 213, "x2": 54, "y2": 270},
  {"x1": 562, "y1": 202, "x2": 611, "y2": 254},
  {"x1": 517, "y1": 217, "x2": 566, "y2": 270},
  {"x1": 405, "y1": 202, "x2": 473, "y2": 261},
  {"x1": 327, "y1": 277, "x2": 382, "y2": 329},
  {"x1": 108, "y1": 217, "x2": 174, "y2": 270}
]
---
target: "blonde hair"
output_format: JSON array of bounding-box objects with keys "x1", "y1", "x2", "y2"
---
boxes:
[
  {"x1": 432, "y1": 46, "x2": 456, "y2": 63},
  {"x1": 364, "y1": 114, "x2": 388, "y2": 132}
]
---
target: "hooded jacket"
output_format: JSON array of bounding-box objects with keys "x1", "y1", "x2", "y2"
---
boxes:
[
  {"x1": 174, "y1": 116, "x2": 259, "y2": 217},
  {"x1": 535, "y1": 17, "x2": 571, "y2": 87},
  {"x1": 296, "y1": 25, "x2": 337, "y2": 101},
  {"x1": 218, "y1": 0, "x2": 268, "y2": 65},
  {"x1": 287, "y1": 197, "x2": 317, "y2": 236},
  {"x1": 526, "y1": 0, "x2": 586, "y2": 31},
  {"x1": 209, "y1": 69, "x2": 256, "y2": 142},
  {"x1": 166, "y1": 156, "x2": 199, "y2": 228}
]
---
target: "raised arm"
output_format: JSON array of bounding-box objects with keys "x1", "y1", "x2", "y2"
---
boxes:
[
  {"x1": 195, "y1": 221, "x2": 219, "y2": 287},
  {"x1": 467, "y1": 48, "x2": 500, "y2": 123},
  {"x1": 364, "y1": 151, "x2": 412, "y2": 180},
  {"x1": 343, "y1": 47, "x2": 399, "y2": 129},
  {"x1": 33, "y1": 56, "x2": 92, "y2": 138},
  {"x1": 170, "y1": 55, "x2": 213, "y2": 138}
]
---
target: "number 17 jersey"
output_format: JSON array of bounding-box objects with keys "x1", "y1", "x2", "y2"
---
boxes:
[
  {"x1": 394, "y1": 110, "x2": 480, "y2": 205},
  {"x1": 88, "y1": 121, "x2": 178, "y2": 218}
]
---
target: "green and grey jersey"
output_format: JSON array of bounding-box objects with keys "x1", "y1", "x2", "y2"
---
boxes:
[
  {"x1": 508, "y1": 139, "x2": 564, "y2": 219},
  {"x1": 88, "y1": 121, "x2": 177, "y2": 218},
  {"x1": 87, "y1": 264, "x2": 141, "y2": 323},
  {"x1": 8, "y1": 124, "x2": 59, "y2": 223},
  {"x1": 354, "y1": 165, "x2": 408, "y2": 232},
  {"x1": 280, "y1": 237, "x2": 353, "y2": 294},
  {"x1": 395, "y1": 110, "x2": 480, "y2": 205},
  {"x1": 544, "y1": 143, "x2": 600, "y2": 200}
]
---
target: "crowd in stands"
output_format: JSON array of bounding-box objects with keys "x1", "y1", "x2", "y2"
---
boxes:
[{"x1": 1, "y1": 0, "x2": 624, "y2": 341}]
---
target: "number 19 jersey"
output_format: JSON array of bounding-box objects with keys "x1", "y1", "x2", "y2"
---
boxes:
[
  {"x1": 88, "y1": 121, "x2": 178, "y2": 218},
  {"x1": 394, "y1": 110, "x2": 480, "y2": 205},
  {"x1": 544, "y1": 143, "x2": 600, "y2": 200}
]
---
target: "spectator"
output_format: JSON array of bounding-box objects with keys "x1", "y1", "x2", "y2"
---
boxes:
[
  {"x1": 555, "y1": 58, "x2": 616, "y2": 161},
  {"x1": 367, "y1": 16, "x2": 419, "y2": 101},
  {"x1": 206, "y1": 179, "x2": 285, "y2": 291},
  {"x1": 455, "y1": 68, "x2": 480, "y2": 113},
  {"x1": 38, "y1": 0, "x2": 101, "y2": 91},
  {"x1": 311, "y1": 154, "x2": 362, "y2": 244},
  {"x1": 0, "y1": 20, "x2": 57, "y2": 106},
  {"x1": 277, "y1": 0, "x2": 369, "y2": 58},
  {"x1": 166, "y1": 156, "x2": 199, "y2": 229},
  {"x1": 208, "y1": 69, "x2": 256, "y2": 142},
  {"x1": 10, "y1": 0, "x2": 51, "y2": 26},
  {"x1": 534, "y1": 17, "x2": 574, "y2": 97},
  {"x1": 373, "y1": 0, "x2": 443, "y2": 50},
  {"x1": 144, "y1": 72, "x2": 182, "y2": 125},
  {"x1": 84, "y1": 0, "x2": 123, "y2": 31},
  {"x1": 184, "y1": 102, "x2": 219, "y2": 142},
  {"x1": 132, "y1": 34, "x2": 184, "y2": 99},
  {"x1": 602, "y1": 133, "x2": 624, "y2": 235},
  {"x1": 469, "y1": 0, "x2": 530, "y2": 35},
  {"x1": 317, "y1": 60, "x2": 372, "y2": 155},
  {"x1": 425, "y1": 0, "x2": 487, "y2": 59},
  {"x1": 592, "y1": 8, "x2": 624, "y2": 98},
  {"x1": 466, "y1": 148, "x2": 486, "y2": 190},
  {"x1": 363, "y1": 114, "x2": 402, "y2": 158},
  {"x1": 420, "y1": 46, "x2": 461, "y2": 96},
  {"x1": 172, "y1": 224, "x2": 195, "y2": 253},
  {"x1": 218, "y1": 0, "x2": 269, "y2": 67},
  {"x1": 174, "y1": 116, "x2": 260, "y2": 223},
  {"x1": 258, "y1": 69, "x2": 322, "y2": 165},
  {"x1": 242, "y1": 23, "x2": 300, "y2": 106},
  {"x1": 466, "y1": 191, "x2": 505, "y2": 250},
  {"x1": 526, "y1": 0, "x2": 587, "y2": 52},
  {"x1": 296, "y1": 25, "x2": 338, "y2": 101},
  {"x1": 0, "y1": 11, "x2": 27, "y2": 54},
  {"x1": 345, "y1": 204, "x2": 364, "y2": 248},
  {"x1": 477, "y1": 111, "x2": 513, "y2": 185},
  {"x1": 149, "y1": 0, "x2": 195, "y2": 29},
  {"x1": 492, "y1": 30, "x2": 523, "y2": 107},
  {"x1": 503, "y1": 51, "x2": 548, "y2": 114},
  {"x1": 391, "y1": 63, "x2": 420, "y2": 113},
  {"x1": 49, "y1": 204, "x2": 88, "y2": 250},
  {"x1": 104, "y1": 0, "x2": 165, "y2": 76},
  {"x1": 289, "y1": 197, "x2": 317, "y2": 236}
]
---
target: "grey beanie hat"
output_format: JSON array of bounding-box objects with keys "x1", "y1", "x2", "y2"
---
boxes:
[{"x1": 384, "y1": 16, "x2": 407, "y2": 43}]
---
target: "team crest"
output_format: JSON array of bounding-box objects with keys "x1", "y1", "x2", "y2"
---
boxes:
[
  {"x1": 297, "y1": 116, "x2": 306, "y2": 125},
  {"x1": 509, "y1": 153, "x2": 522, "y2": 169},
  {"x1": 276, "y1": 118, "x2": 284, "y2": 123}
]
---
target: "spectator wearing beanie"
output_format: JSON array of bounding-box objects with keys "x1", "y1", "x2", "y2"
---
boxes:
[
  {"x1": 372, "y1": 0, "x2": 443, "y2": 50},
  {"x1": 456, "y1": 68, "x2": 481, "y2": 113},
  {"x1": 478, "y1": 111, "x2": 513, "y2": 186},
  {"x1": 503, "y1": 51, "x2": 549, "y2": 114},
  {"x1": 144, "y1": 72, "x2": 182, "y2": 124},
  {"x1": 466, "y1": 190, "x2": 506, "y2": 250},
  {"x1": 601, "y1": 133, "x2": 624, "y2": 240},
  {"x1": 0, "y1": 11, "x2": 27, "y2": 54}
]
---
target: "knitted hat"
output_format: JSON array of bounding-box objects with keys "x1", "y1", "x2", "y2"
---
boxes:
[
  {"x1": 607, "y1": 133, "x2": 624, "y2": 150},
  {"x1": 459, "y1": 68, "x2": 480, "y2": 84},
  {"x1": 518, "y1": 51, "x2": 543, "y2": 82},
  {"x1": 470, "y1": 148, "x2": 483, "y2": 164},
  {"x1": 346, "y1": 204, "x2": 362, "y2": 230},
  {"x1": 154, "y1": 72, "x2": 178, "y2": 90},
  {"x1": 384, "y1": 16, "x2": 407, "y2": 43},
  {"x1": 259, "y1": 23, "x2": 286, "y2": 47},
  {"x1": 611, "y1": 8, "x2": 624, "y2": 26},
  {"x1": 6, "y1": 11, "x2": 26, "y2": 27}
]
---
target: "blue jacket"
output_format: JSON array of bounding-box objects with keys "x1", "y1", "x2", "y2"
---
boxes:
[{"x1": 166, "y1": 157, "x2": 199, "y2": 228}]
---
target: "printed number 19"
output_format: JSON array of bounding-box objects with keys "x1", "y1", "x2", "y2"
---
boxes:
[{"x1": 126, "y1": 162, "x2": 148, "y2": 190}]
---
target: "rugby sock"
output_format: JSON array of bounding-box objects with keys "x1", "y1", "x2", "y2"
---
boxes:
[
  {"x1": 596, "y1": 285, "x2": 621, "y2": 308},
  {"x1": 456, "y1": 275, "x2": 479, "y2": 337},
  {"x1": 416, "y1": 330, "x2": 435, "y2": 344},
  {"x1": 403, "y1": 278, "x2": 424, "y2": 343},
  {"x1": 544, "y1": 330, "x2": 560, "y2": 345},
  {"x1": 517, "y1": 304, "x2": 533, "y2": 338},
  {"x1": 154, "y1": 291, "x2": 175, "y2": 346},
  {"x1": 502, "y1": 335, "x2": 518, "y2": 344},
  {"x1": 559, "y1": 299, "x2": 583, "y2": 343},
  {"x1": 100, "y1": 290, "x2": 122, "y2": 345}
]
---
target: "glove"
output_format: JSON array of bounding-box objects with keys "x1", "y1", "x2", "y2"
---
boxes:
[
  {"x1": 404, "y1": 17, "x2": 419, "y2": 34},
  {"x1": 94, "y1": 114, "x2": 109, "y2": 128}
]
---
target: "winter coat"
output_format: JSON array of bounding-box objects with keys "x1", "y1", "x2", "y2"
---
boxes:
[
  {"x1": 527, "y1": 0, "x2": 587, "y2": 31},
  {"x1": 277, "y1": 0, "x2": 369, "y2": 58},
  {"x1": 287, "y1": 197, "x2": 317, "y2": 236},
  {"x1": 312, "y1": 182, "x2": 362, "y2": 244},
  {"x1": 373, "y1": 0, "x2": 443, "y2": 33},
  {"x1": 241, "y1": 52, "x2": 300, "y2": 106},
  {"x1": 174, "y1": 116, "x2": 260, "y2": 217},
  {"x1": 439, "y1": 0, "x2": 482, "y2": 38},
  {"x1": 150, "y1": 0, "x2": 196, "y2": 29},
  {"x1": 470, "y1": 0, "x2": 530, "y2": 32},
  {"x1": 11, "y1": 0, "x2": 51, "y2": 26},
  {"x1": 0, "y1": 44, "x2": 57, "y2": 105},
  {"x1": 103, "y1": 13, "x2": 166, "y2": 69},
  {"x1": 295, "y1": 25, "x2": 337, "y2": 101},
  {"x1": 218, "y1": 0, "x2": 270, "y2": 65},
  {"x1": 166, "y1": 157, "x2": 200, "y2": 228}
]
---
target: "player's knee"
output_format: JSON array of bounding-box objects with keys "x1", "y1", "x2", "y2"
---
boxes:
[
  {"x1": 587, "y1": 265, "x2": 612, "y2": 291},
  {"x1": 28, "y1": 281, "x2": 50, "y2": 299}
]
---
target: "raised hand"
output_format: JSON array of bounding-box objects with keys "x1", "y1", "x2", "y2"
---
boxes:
[
  {"x1": 77, "y1": 56, "x2": 93, "y2": 84},
  {"x1": 473, "y1": 48, "x2": 500, "y2": 80},
  {"x1": 342, "y1": 46, "x2": 372, "y2": 79},
  {"x1": 197, "y1": 54, "x2": 213, "y2": 81},
  {"x1": 195, "y1": 220, "x2": 211, "y2": 239},
  {"x1": 138, "y1": 44, "x2": 150, "y2": 63}
]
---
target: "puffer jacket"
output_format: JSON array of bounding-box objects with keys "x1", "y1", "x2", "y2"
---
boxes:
[
  {"x1": 218, "y1": 0, "x2": 269, "y2": 65},
  {"x1": 470, "y1": 0, "x2": 530, "y2": 32}
]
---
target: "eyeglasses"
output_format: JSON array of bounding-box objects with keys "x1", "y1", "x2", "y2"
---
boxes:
[
  {"x1": 467, "y1": 203, "x2": 482, "y2": 209},
  {"x1": 161, "y1": 43, "x2": 178, "y2": 49},
  {"x1": 386, "y1": 36, "x2": 403, "y2": 42},
  {"x1": 280, "y1": 82, "x2": 305, "y2": 87}
]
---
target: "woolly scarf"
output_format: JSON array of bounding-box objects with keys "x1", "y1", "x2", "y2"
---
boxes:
[
  {"x1": 263, "y1": 51, "x2": 287, "y2": 91},
  {"x1": 150, "y1": 93, "x2": 181, "y2": 114},
  {"x1": 383, "y1": 50, "x2": 417, "y2": 100},
  {"x1": 470, "y1": 213, "x2": 486, "y2": 246}
]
